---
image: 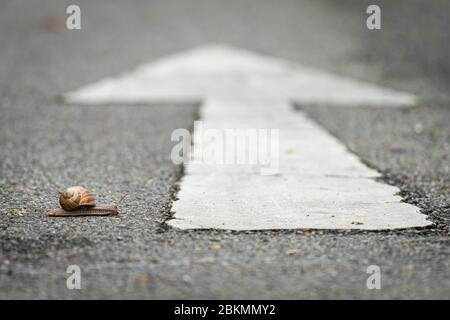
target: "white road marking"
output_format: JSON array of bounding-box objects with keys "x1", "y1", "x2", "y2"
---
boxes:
[{"x1": 65, "y1": 44, "x2": 431, "y2": 230}]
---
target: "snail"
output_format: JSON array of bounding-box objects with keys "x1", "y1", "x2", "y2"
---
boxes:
[
  {"x1": 48, "y1": 186, "x2": 125, "y2": 217},
  {"x1": 58, "y1": 186, "x2": 95, "y2": 211}
]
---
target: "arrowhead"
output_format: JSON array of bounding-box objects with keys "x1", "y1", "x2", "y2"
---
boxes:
[
  {"x1": 65, "y1": 44, "x2": 416, "y2": 107},
  {"x1": 133, "y1": 44, "x2": 291, "y2": 76}
]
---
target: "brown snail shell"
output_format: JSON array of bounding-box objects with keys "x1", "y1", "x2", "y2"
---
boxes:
[{"x1": 58, "y1": 186, "x2": 95, "y2": 211}]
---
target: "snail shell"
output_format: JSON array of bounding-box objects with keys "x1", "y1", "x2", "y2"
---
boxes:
[{"x1": 58, "y1": 186, "x2": 95, "y2": 211}]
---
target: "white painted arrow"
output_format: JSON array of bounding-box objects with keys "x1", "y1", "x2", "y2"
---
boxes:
[{"x1": 65, "y1": 44, "x2": 431, "y2": 230}]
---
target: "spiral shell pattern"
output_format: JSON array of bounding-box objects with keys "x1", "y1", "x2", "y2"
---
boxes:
[{"x1": 59, "y1": 186, "x2": 95, "y2": 211}]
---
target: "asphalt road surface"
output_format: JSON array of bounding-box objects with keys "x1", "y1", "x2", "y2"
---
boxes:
[{"x1": 0, "y1": 0, "x2": 449, "y2": 299}]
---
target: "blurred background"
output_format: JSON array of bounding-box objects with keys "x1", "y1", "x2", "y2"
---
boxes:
[{"x1": 1, "y1": 0, "x2": 449, "y2": 100}]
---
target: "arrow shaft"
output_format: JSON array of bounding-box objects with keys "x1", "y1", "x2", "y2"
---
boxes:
[{"x1": 170, "y1": 96, "x2": 428, "y2": 230}]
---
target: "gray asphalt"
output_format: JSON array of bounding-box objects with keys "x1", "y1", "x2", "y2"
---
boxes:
[{"x1": 0, "y1": 0, "x2": 449, "y2": 299}]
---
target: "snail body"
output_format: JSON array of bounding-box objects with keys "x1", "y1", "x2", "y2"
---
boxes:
[
  {"x1": 49, "y1": 186, "x2": 124, "y2": 217},
  {"x1": 48, "y1": 205, "x2": 118, "y2": 217},
  {"x1": 58, "y1": 186, "x2": 95, "y2": 211}
]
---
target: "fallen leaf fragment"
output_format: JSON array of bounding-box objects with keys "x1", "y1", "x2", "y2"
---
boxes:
[
  {"x1": 1, "y1": 209, "x2": 27, "y2": 216},
  {"x1": 285, "y1": 248, "x2": 304, "y2": 255}
]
